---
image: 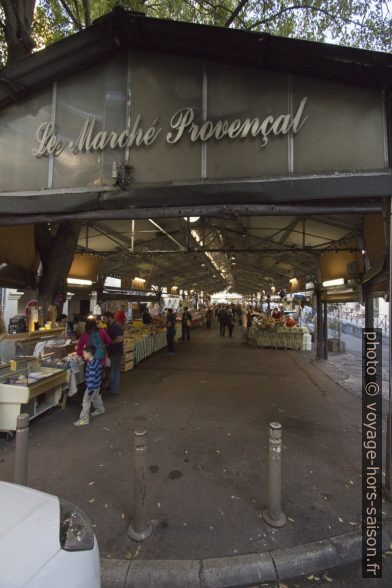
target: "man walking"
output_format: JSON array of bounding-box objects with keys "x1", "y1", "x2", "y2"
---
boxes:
[
  {"x1": 102, "y1": 311, "x2": 124, "y2": 395},
  {"x1": 181, "y1": 306, "x2": 192, "y2": 342},
  {"x1": 218, "y1": 306, "x2": 227, "y2": 336},
  {"x1": 166, "y1": 308, "x2": 177, "y2": 356}
]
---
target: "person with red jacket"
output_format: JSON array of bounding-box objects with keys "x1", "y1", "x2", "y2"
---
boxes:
[{"x1": 114, "y1": 305, "x2": 126, "y2": 326}]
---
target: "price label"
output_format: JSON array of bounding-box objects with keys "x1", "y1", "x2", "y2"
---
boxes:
[{"x1": 10, "y1": 360, "x2": 17, "y2": 371}]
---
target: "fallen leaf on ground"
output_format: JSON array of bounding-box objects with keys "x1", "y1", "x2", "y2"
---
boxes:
[
  {"x1": 323, "y1": 575, "x2": 333, "y2": 582},
  {"x1": 348, "y1": 522, "x2": 357, "y2": 526},
  {"x1": 104, "y1": 503, "x2": 108, "y2": 508},
  {"x1": 338, "y1": 517, "x2": 343, "y2": 523},
  {"x1": 134, "y1": 546, "x2": 141, "y2": 558},
  {"x1": 89, "y1": 481, "x2": 95, "y2": 486},
  {"x1": 231, "y1": 496, "x2": 241, "y2": 500},
  {"x1": 121, "y1": 513, "x2": 125, "y2": 519},
  {"x1": 157, "y1": 502, "x2": 160, "y2": 508},
  {"x1": 288, "y1": 517, "x2": 295, "y2": 523},
  {"x1": 89, "y1": 499, "x2": 95, "y2": 503},
  {"x1": 106, "y1": 554, "x2": 112, "y2": 559},
  {"x1": 125, "y1": 552, "x2": 132, "y2": 560}
]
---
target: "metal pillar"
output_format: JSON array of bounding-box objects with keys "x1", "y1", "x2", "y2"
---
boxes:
[
  {"x1": 316, "y1": 288, "x2": 324, "y2": 360},
  {"x1": 386, "y1": 199, "x2": 392, "y2": 494},
  {"x1": 323, "y1": 301, "x2": 328, "y2": 360},
  {"x1": 262, "y1": 422, "x2": 287, "y2": 528},
  {"x1": 364, "y1": 285, "x2": 374, "y2": 330},
  {"x1": 14, "y1": 413, "x2": 29, "y2": 486},
  {"x1": 127, "y1": 429, "x2": 154, "y2": 542}
]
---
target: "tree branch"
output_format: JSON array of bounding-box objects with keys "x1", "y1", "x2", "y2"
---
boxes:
[
  {"x1": 82, "y1": 0, "x2": 91, "y2": 27},
  {"x1": 225, "y1": 0, "x2": 250, "y2": 28},
  {"x1": 247, "y1": 4, "x2": 377, "y2": 33},
  {"x1": 58, "y1": 0, "x2": 82, "y2": 30}
]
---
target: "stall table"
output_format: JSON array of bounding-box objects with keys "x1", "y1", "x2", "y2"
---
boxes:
[
  {"x1": 251, "y1": 326, "x2": 310, "y2": 350},
  {"x1": 0, "y1": 362, "x2": 67, "y2": 431}
]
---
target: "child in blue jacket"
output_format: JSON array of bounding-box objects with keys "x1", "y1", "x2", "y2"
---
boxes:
[{"x1": 74, "y1": 345, "x2": 105, "y2": 427}]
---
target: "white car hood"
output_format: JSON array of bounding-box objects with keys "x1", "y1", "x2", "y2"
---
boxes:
[{"x1": 0, "y1": 482, "x2": 60, "y2": 588}]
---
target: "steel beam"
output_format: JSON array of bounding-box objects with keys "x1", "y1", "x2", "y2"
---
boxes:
[{"x1": 0, "y1": 203, "x2": 382, "y2": 226}]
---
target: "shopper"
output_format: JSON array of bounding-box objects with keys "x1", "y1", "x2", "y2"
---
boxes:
[
  {"x1": 241, "y1": 308, "x2": 249, "y2": 344},
  {"x1": 73, "y1": 345, "x2": 105, "y2": 427},
  {"x1": 272, "y1": 307, "x2": 282, "y2": 319},
  {"x1": 226, "y1": 309, "x2": 234, "y2": 337},
  {"x1": 76, "y1": 318, "x2": 111, "y2": 365},
  {"x1": 181, "y1": 307, "x2": 192, "y2": 342},
  {"x1": 102, "y1": 311, "x2": 124, "y2": 395},
  {"x1": 206, "y1": 307, "x2": 213, "y2": 329},
  {"x1": 166, "y1": 308, "x2": 176, "y2": 356},
  {"x1": 142, "y1": 306, "x2": 152, "y2": 325},
  {"x1": 114, "y1": 304, "x2": 127, "y2": 326},
  {"x1": 218, "y1": 306, "x2": 227, "y2": 336}
]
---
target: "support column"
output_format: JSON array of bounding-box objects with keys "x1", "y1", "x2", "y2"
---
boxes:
[
  {"x1": 316, "y1": 287, "x2": 324, "y2": 360},
  {"x1": 364, "y1": 285, "x2": 374, "y2": 330},
  {"x1": 89, "y1": 290, "x2": 98, "y2": 313},
  {"x1": 3, "y1": 289, "x2": 24, "y2": 330},
  {"x1": 62, "y1": 292, "x2": 74, "y2": 316},
  {"x1": 323, "y1": 301, "x2": 328, "y2": 360},
  {"x1": 386, "y1": 198, "x2": 392, "y2": 494}
]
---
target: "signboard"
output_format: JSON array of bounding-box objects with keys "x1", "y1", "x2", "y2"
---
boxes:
[
  {"x1": 0, "y1": 51, "x2": 387, "y2": 194},
  {"x1": 32, "y1": 98, "x2": 309, "y2": 157}
]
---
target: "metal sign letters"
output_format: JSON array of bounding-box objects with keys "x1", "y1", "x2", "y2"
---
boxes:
[{"x1": 32, "y1": 98, "x2": 308, "y2": 158}]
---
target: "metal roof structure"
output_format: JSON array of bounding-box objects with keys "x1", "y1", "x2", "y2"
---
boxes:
[
  {"x1": 0, "y1": 8, "x2": 389, "y2": 296},
  {"x1": 75, "y1": 213, "x2": 364, "y2": 295}
]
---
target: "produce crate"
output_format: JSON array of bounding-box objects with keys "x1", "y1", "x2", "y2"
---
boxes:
[{"x1": 121, "y1": 359, "x2": 134, "y2": 372}]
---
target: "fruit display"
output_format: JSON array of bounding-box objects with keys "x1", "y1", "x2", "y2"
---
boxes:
[
  {"x1": 285, "y1": 317, "x2": 297, "y2": 328},
  {"x1": 251, "y1": 313, "x2": 309, "y2": 350}
]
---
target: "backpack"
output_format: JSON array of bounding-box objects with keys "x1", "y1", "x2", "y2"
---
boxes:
[{"x1": 88, "y1": 331, "x2": 105, "y2": 362}]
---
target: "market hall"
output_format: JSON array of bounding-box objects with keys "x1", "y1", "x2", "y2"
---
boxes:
[{"x1": 0, "y1": 5, "x2": 392, "y2": 563}]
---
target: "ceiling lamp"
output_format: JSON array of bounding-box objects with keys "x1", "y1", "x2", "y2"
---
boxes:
[
  {"x1": 322, "y1": 278, "x2": 345, "y2": 287},
  {"x1": 67, "y1": 278, "x2": 93, "y2": 286}
]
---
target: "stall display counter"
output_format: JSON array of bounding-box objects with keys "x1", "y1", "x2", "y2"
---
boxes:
[
  {"x1": 0, "y1": 360, "x2": 67, "y2": 431},
  {"x1": 251, "y1": 325, "x2": 311, "y2": 350},
  {"x1": 122, "y1": 324, "x2": 179, "y2": 368},
  {"x1": 41, "y1": 354, "x2": 85, "y2": 408}
]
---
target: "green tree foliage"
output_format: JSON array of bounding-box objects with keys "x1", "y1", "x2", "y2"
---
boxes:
[{"x1": 1, "y1": 0, "x2": 391, "y2": 66}]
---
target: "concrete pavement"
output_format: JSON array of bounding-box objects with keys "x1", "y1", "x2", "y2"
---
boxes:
[{"x1": 0, "y1": 323, "x2": 391, "y2": 585}]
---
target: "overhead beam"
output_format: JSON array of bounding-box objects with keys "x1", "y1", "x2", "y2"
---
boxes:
[{"x1": 0, "y1": 202, "x2": 382, "y2": 226}]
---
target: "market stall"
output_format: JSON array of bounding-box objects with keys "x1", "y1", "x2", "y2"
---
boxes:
[
  {"x1": 41, "y1": 353, "x2": 85, "y2": 406},
  {"x1": 122, "y1": 320, "x2": 179, "y2": 369},
  {"x1": 0, "y1": 359, "x2": 67, "y2": 431},
  {"x1": 251, "y1": 316, "x2": 311, "y2": 351}
]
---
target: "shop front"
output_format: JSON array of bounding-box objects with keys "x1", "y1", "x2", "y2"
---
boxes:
[{"x1": 0, "y1": 7, "x2": 391, "y2": 484}]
